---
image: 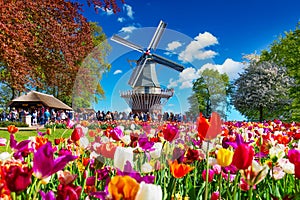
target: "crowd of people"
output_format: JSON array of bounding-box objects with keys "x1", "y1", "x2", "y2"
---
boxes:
[
  {"x1": 95, "y1": 110, "x2": 187, "y2": 122},
  {"x1": 0, "y1": 107, "x2": 73, "y2": 125},
  {"x1": 0, "y1": 107, "x2": 191, "y2": 125}
]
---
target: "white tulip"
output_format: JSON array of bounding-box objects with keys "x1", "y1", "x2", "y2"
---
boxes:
[
  {"x1": 141, "y1": 162, "x2": 153, "y2": 173},
  {"x1": 0, "y1": 152, "x2": 11, "y2": 162},
  {"x1": 114, "y1": 146, "x2": 134, "y2": 171},
  {"x1": 150, "y1": 142, "x2": 163, "y2": 159},
  {"x1": 135, "y1": 182, "x2": 162, "y2": 200}
]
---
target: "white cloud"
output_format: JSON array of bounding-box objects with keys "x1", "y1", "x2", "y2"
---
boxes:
[
  {"x1": 167, "y1": 67, "x2": 201, "y2": 89},
  {"x1": 117, "y1": 17, "x2": 125, "y2": 22},
  {"x1": 166, "y1": 41, "x2": 183, "y2": 51},
  {"x1": 96, "y1": 6, "x2": 114, "y2": 15},
  {"x1": 178, "y1": 67, "x2": 201, "y2": 89},
  {"x1": 199, "y1": 58, "x2": 245, "y2": 80},
  {"x1": 119, "y1": 25, "x2": 138, "y2": 33},
  {"x1": 123, "y1": 4, "x2": 134, "y2": 19},
  {"x1": 178, "y1": 32, "x2": 218, "y2": 63},
  {"x1": 167, "y1": 78, "x2": 178, "y2": 88},
  {"x1": 167, "y1": 104, "x2": 175, "y2": 107},
  {"x1": 113, "y1": 70, "x2": 122, "y2": 75}
]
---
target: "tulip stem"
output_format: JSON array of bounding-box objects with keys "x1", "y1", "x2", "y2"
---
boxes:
[
  {"x1": 32, "y1": 180, "x2": 42, "y2": 200},
  {"x1": 204, "y1": 140, "x2": 210, "y2": 200},
  {"x1": 248, "y1": 185, "x2": 253, "y2": 200},
  {"x1": 219, "y1": 173, "x2": 222, "y2": 200}
]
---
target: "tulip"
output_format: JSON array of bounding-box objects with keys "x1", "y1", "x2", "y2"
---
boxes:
[
  {"x1": 0, "y1": 138, "x2": 6, "y2": 146},
  {"x1": 71, "y1": 127, "x2": 82, "y2": 142},
  {"x1": 240, "y1": 160, "x2": 269, "y2": 186},
  {"x1": 210, "y1": 191, "x2": 219, "y2": 200},
  {"x1": 232, "y1": 144, "x2": 254, "y2": 170},
  {"x1": 39, "y1": 190, "x2": 56, "y2": 200},
  {"x1": 162, "y1": 123, "x2": 179, "y2": 142},
  {"x1": 114, "y1": 146, "x2": 134, "y2": 171},
  {"x1": 149, "y1": 142, "x2": 163, "y2": 159},
  {"x1": 1, "y1": 163, "x2": 32, "y2": 192},
  {"x1": 7, "y1": 125, "x2": 18, "y2": 134},
  {"x1": 202, "y1": 169, "x2": 215, "y2": 182},
  {"x1": 135, "y1": 182, "x2": 162, "y2": 200},
  {"x1": 108, "y1": 175, "x2": 140, "y2": 200},
  {"x1": 96, "y1": 142, "x2": 117, "y2": 159},
  {"x1": 118, "y1": 161, "x2": 155, "y2": 184},
  {"x1": 287, "y1": 149, "x2": 300, "y2": 179},
  {"x1": 110, "y1": 126, "x2": 124, "y2": 141},
  {"x1": 217, "y1": 148, "x2": 234, "y2": 167},
  {"x1": 33, "y1": 142, "x2": 78, "y2": 179},
  {"x1": 57, "y1": 183, "x2": 82, "y2": 200},
  {"x1": 138, "y1": 134, "x2": 154, "y2": 151},
  {"x1": 57, "y1": 170, "x2": 77, "y2": 185},
  {"x1": 169, "y1": 159, "x2": 194, "y2": 178},
  {"x1": 197, "y1": 112, "x2": 222, "y2": 141}
]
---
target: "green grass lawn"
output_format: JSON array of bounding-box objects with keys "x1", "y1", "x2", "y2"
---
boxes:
[{"x1": 0, "y1": 129, "x2": 73, "y2": 152}]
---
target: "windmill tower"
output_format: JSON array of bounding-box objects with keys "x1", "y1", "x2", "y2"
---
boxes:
[{"x1": 111, "y1": 20, "x2": 184, "y2": 113}]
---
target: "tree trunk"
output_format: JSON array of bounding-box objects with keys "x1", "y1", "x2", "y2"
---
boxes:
[{"x1": 259, "y1": 105, "x2": 263, "y2": 122}]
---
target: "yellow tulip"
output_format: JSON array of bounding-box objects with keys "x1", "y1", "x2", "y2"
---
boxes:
[{"x1": 217, "y1": 148, "x2": 234, "y2": 167}]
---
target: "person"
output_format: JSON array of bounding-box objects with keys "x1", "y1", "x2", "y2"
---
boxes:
[
  {"x1": 44, "y1": 109, "x2": 51, "y2": 124},
  {"x1": 60, "y1": 110, "x2": 67, "y2": 121},
  {"x1": 32, "y1": 110, "x2": 37, "y2": 125}
]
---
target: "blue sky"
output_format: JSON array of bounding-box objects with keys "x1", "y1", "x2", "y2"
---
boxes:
[{"x1": 75, "y1": 0, "x2": 300, "y2": 120}]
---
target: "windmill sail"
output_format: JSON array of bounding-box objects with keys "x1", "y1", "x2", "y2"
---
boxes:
[
  {"x1": 152, "y1": 53, "x2": 184, "y2": 72},
  {"x1": 147, "y1": 20, "x2": 167, "y2": 51},
  {"x1": 111, "y1": 35, "x2": 144, "y2": 53}
]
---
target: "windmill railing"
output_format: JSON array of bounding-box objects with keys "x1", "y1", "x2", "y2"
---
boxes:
[{"x1": 120, "y1": 88, "x2": 174, "y2": 98}]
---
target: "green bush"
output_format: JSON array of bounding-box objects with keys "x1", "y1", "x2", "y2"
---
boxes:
[
  {"x1": 0, "y1": 121, "x2": 29, "y2": 127},
  {"x1": 44, "y1": 123, "x2": 67, "y2": 129}
]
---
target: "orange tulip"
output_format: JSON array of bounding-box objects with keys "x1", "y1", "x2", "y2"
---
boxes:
[
  {"x1": 197, "y1": 112, "x2": 222, "y2": 141},
  {"x1": 7, "y1": 125, "x2": 18, "y2": 134},
  {"x1": 46, "y1": 128, "x2": 51, "y2": 135},
  {"x1": 169, "y1": 159, "x2": 194, "y2": 178},
  {"x1": 108, "y1": 175, "x2": 140, "y2": 200},
  {"x1": 96, "y1": 142, "x2": 117, "y2": 159}
]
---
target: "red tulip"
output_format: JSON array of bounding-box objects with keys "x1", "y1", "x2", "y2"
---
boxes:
[
  {"x1": 197, "y1": 112, "x2": 222, "y2": 141},
  {"x1": 1, "y1": 163, "x2": 32, "y2": 192},
  {"x1": 71, "y1": 127, "x2": 82, "y2": 142},
  {"x1": 232, "y1": 144, "x2": 254, "y2": 170}
]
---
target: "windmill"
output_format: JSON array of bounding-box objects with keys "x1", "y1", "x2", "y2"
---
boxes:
[{"x1": 111, "y1": 20, "x2": 184, "y2": 113}]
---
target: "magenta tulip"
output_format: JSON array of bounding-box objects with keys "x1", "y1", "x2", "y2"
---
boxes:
[
  {"x1": 33, "y1": 142, "x2": 77, "y2": 179},
  {"x1": 232, "y1": 144, "x2": 254, "y2": 170}
]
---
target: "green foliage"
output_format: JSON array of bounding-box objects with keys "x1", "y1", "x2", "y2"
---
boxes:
[
  {"x1": 0, "y1": 121, "x2": 29, "y2": 127},
  {"x1": 72, "y1": 22, "x2": 111, "y2": 110},
  {"x1": 260, "y1": 23, "x2": 300, "y2": 121},
  {"x1": 187, "y1": 69, "x2": 232, "y2": 119},
  {"x1": 44, "y1": 122, "x2": 67, "y2": 129}
]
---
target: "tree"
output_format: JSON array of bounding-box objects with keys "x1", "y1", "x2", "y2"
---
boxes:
[
  {"x1": 232, "y1": 58, "x2": 292, "y2": 122},
  {"x1": 72, "y1": 22, "x2": 111, "y2": 110},
  {"x1": 0, "y1": 0, "x2": 117, "y2": 107},
  {"x1": 186, "y1": 68, "x2": 231, "y2": 120},
  {"x1": 260, "y1": 23, "x2": 300, "y2": 121}
]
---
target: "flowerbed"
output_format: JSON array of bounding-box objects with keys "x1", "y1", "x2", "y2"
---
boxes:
[{"x1": 0, "y1": 113, "x2": 300, "y2": 200}]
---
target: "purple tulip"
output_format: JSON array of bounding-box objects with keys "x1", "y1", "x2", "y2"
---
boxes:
[
  {"x1": 40, "y1": 190, "x2": 56, "y2": 200},
  {"x1": 33, "y1": 142, "x2": 77, "y2": 179},
  {"x1": 224, "y1": 133, "x2": 253, "y2": 149},
  {"x1": 117, "y1": 161, "x2": 155, "y2": 184},
  {"x1": 138, "y1": 134, "x2": 154, "y2": 151},
  {"x1": 10, "y1": 134, "x2": 33, "y2": 160}
]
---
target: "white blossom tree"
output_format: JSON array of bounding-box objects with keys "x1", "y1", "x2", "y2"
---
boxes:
[{"x1": 232, "y1": 58, "x2": 292, "y2": 122}]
